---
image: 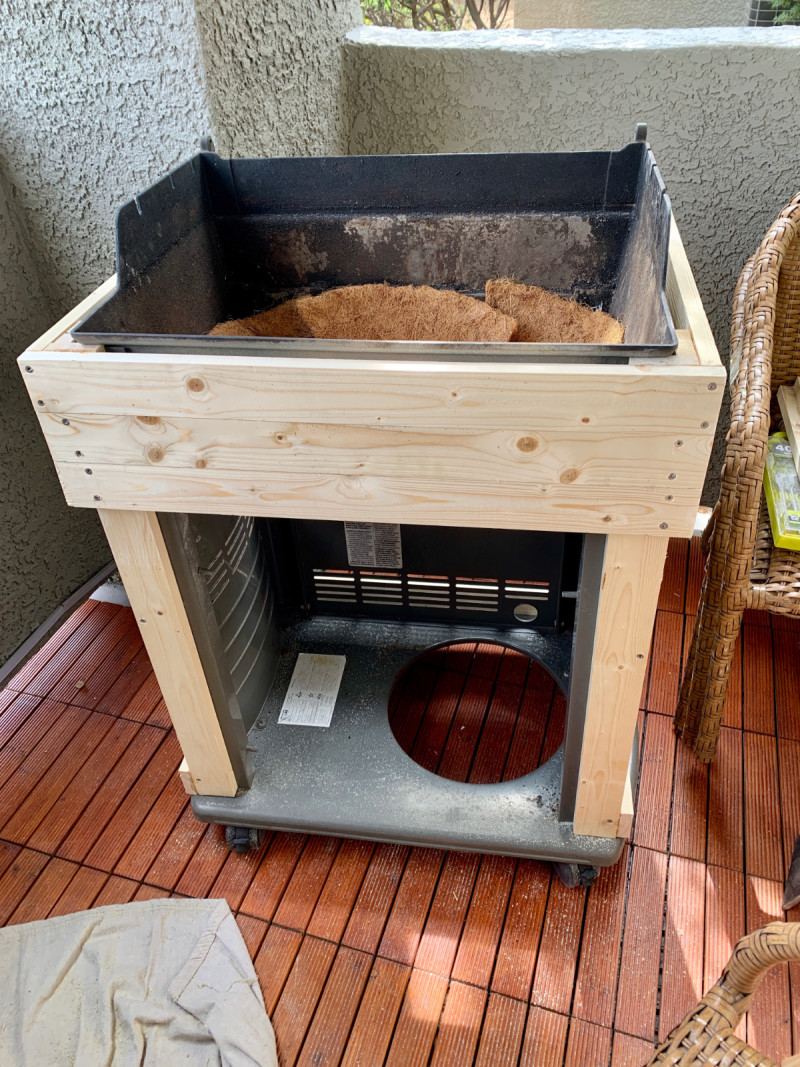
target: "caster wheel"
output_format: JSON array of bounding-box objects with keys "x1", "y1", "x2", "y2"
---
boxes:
[
  {"x1": 225, "y1": 825, "x2": 264, "y2": 853},
  {"x1": 554, "y1": 862, "x2": 599, "y2": 889}
]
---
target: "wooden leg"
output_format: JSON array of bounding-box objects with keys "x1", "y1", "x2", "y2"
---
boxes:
[
  {"x1": 573, "y1": 533, "x2": 668, "y2": 839},
  {"x1": 98, "y1": 509, "x2": 239, "y2": 797}
]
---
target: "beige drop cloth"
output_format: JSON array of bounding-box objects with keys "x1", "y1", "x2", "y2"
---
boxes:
[{"x1": 0, "y1": 898, "x2": 278, "y2": 1067}]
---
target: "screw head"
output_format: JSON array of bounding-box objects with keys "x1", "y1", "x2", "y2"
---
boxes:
[
  {"x1": 93, "y1": 495, "x2": 101, "y2": 501},
  {"x1": 62, "y1": 418, "x2": 70, "y2": 426},
  {"x1": 701, "y1": 421, "x2": 710, "y2": 429},
  {"x1": 24, "y1": 366, "x2": 33, "y2": 373},
  {"x1": 708, "y1": 382, "x2": 718, "y2": 391},
  {"x1": 668, "y1": 472, "x2": 677, "y2": 480},
  {"x1": 85, "y1": 468, "x2": 93, "y2": 475},
  {"x1": 37, "y1": 399, "x2": 44, "y2": 406},
  {"x1": 675, "y1": 440, "x2": 684, "y2": 448},
  {"x1": 659, "y1": 522, "x2": 669, "y2": 529}
]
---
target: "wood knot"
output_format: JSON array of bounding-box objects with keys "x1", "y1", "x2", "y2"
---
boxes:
[
  {"x1": 146, "y1": 443, "x2": 164, "y2": 464},
  {"x1": 581, "y1": 417, "x2": 590, "y2": 424},
  {"x1": 137, "y1": 415, "x2": 161, "y2": 427},
  {"x1": 195, "y1": 457, "x2": 207, "y2": 469},
  {"x1": 187, "y1": 377, "x2": 205, "y2": 393},
  {"x1": 560, "y1": 468, "x2": 578, "y2": 484},
  {"x1": 602, "y1": 515, "x2": 613, "y2": 523},
  {"x1": 516, "y1": 436, "x2": 538, "y2": 453}
]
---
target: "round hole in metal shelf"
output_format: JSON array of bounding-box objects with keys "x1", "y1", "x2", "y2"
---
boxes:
[{"x1": 387, "y1": 640, "x2": 564, "y2": 784}]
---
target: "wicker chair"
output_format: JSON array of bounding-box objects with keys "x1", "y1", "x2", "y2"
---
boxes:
[
  {"x1": 675, "y1": 194, "x2": 800, "y2": 762},
  {"x1": 647, "y1": 922, "x2": 800, "y2": 1066}
]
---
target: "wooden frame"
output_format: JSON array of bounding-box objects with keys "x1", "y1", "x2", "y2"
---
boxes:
[{"x1": 19, "y1": 222, "x2": 724, "y2": 839}]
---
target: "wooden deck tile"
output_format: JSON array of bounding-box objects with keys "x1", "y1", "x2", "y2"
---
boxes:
[
  {"x1": 646, "y1": 610, "x2": 684, "y2": 715},
  {"x1": 82, "y1": 730, "x2": 182, "y2": 871},
  {"x1": 174, "y1": 823, "x2": 229, "y2": 898},
  {"x1": 611, "y1": 1032, "x2": 656, "y2": 1067},
  {"x1": 114, "y1": 774, "x2": 188, "y2": 881},
  {"x1": 0, "y1": 692, "x2": 46, "y2": 755},
  {"x1": 573, "y1": 846, "x2": 628, "y2": 1028},
  {"x1": 414, "y1": 850, "x2": 481, "y2": 978},
  {"x1": 390, "y1": 663, "x2": 439, "y2": 753},
  {"x1": 519, "y1": 1006, "x2": 570, "y2": 1067},
  {"x1": 563, "y1": 1018, "x2": 612, "y2": 1067},
  {"x1": 658, "y1": 538, "x2": 688, "y2": 614},
  {"x1": 502, "y1": 670, "x2": 554, "y2": 781},
  {"x1": 451, "y1": 853, "x2": 515, "y2": 988},
  {"x1": 428, "y1": 980, "x2": 487, "y2": 1067},
  {"x1": 48, "y1": 609, "x2": 138, "y2": 708},
  {"x1": 133, "y1": 884, "x2": 171, "y2": 901},
  {"x1": 15, "y1": 601, "x2": 119, "y2": 698},
  {"x1": 48, "y1": 865, "x2": 108, "y2": 917},
  {"x1": 56, "y1": 722, "x2": 166, "y2": 862},
  {"x1": 437, "y1": 675, "x2": 494, "y2": 782},
  {"x1": 669, "y1": 736, "x2": 708, "y2": 862},
  {"x1": 295, "y1": 945, "x2": 372, "y2": 1067},
  {"x1": 531, "y1": 876, "x2": 587, "y2": 1015},
  {"x1": 26, "y1": 717, "x2": 142, "y2": 855},
  {"x1": 339, "y1": 956, "x2": 410, "y2": 1067},
  {"x1": 207, "y1": 831, "x2": 272, "y2": 911},
  {"x1": 704, "y1": 865, "x2": 745, "y2": 1040},
  {"x1": 774, "y1": 627, "x2": 800, "y2": 741},
  {"x1": 306, "y1": 837, "x2": 375, "y2": 943},
  {"x1": 5, "y1": 599, "x2": 99, "y2": 693},
  {"x1": 120, "y1": 671, "x2": 163, "y2": 724},
  {"x1": 146, "y1": 699, "x2": 172, "y2": 730},
  {"x1": 743, "y1": 623, "x2": 776, "y2": 735},
  {"x1": 234, "y1": 913, "x2": 269, "y2": 958},
  {"x1": 378, "y1": 846, "x2": 445, "y2": 967},
  {"x1": 497, "y1": 648, "x2": 530, "y2": 688},
  {"x1": 707, "y1": 726, "x2": 744, "y2": 871},
  {"x1": 474, "y1": 991, "x2": 527, "y2": 1067},
  {"x1": 469, "y1": 681, "x2": 525, "y2": 784},
  {"x1": 615, "y1": 847, "x2": 668, "y2": 1041},
  {"x1": 144, "y1": 801, "x2": 209, "y2": 889},
  {"x1": 0, "y1": 703, "x2": 88, "y2": 824},
  {"x1": 723, "y1": 625, "x2": 743, "y2": 730},
  {"x1": 343, "y1": 843, "x2": 410, "y2": 955},
  {"x1": 7, "y1": 856, "x2": 79, "y2": 925},
  {"x1": 254, "y1": 924, "x2": 304, "y2": 1014},
  {"x1": 659, "y1": 856, "x2": 706, "y2": 1041},
  {"x1": 441, "y1": 642, "x2": 476, "y2": 675},
  {"x1": 744, "y1": 732, "x2": 783, "y2": 881},
  {"x1": 2, "y1": 712, "x2": 116, "y2": 844},
  {"x1": 684, "y1": 535, "x2": 705, "y2": 617},
  {"x1": 633, "y1": 712, "x2": 676, "y2": 853},
  {"x1": 778, "y1": 738, "x2": 800, "y2": 877},
  {"x1": 0, "y1": 840, "x2": 21, "y2": 882},
  {"x1": 746, "y1": 876, "x2": 792, "y2": 1063},
  {"x1": 409, "y1": 670, "x2": 466, "y2": 773},
  {"x1": 91, "y1": 874, "x2": 139, "y2": 907},
  {"x1": 0, "y1": 848, "x2": 51, "y2": 925},
  {"x1": 272, "y1": 835, "x2": 341, "y2": 933},
  {"x1": 384, "y1": 967, "x2": 449, "y2": 1067},
  {"x1": 239, "y1": 831, "x2": 308, "y2": 922},
  {"x1": 491, "y1": 859, "x2": 550, "y2": 1001},
  {"x1": 91, "y1": 645, "x2": 152, "y2": 717},
  {"x1": 471, "y1": 643, "x2": 505, "y2": 680}
]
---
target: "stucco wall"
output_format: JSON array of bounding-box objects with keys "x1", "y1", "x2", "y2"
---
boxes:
[
  {"x1": 514, "y1": 0, "x2": 748, "y2": 28},
  {"x1": 194, "y1": 0, "x2": 364, "y2": 157},
  {"x1": 344, "y1": 26, "x2": 800, "y2": 501}
]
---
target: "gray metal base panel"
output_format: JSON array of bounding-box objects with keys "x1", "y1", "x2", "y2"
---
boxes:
[{"x1": 192, "y1": 616, "x2": 626, "y2": 868}]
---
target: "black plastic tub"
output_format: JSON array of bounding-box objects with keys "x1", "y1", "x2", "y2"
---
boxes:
[{"x1": 74, "y1": 141, "x2": 677, "y2": 363}]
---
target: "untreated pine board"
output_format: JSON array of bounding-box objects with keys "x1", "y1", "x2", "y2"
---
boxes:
[
  {"x1": 574, "y1": 534, "x2": 668, "y2": 838},
  {"x1": 664, "y1": 222, "x2": 722, "y2": 368},
  {"x1": 97, "y1": 509, "x2": 238, "y2": 797}
]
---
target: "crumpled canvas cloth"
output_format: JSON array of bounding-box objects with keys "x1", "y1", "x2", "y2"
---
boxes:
[{"x1": 0, "y1": 898, "x2": 278, "y2": 1067}]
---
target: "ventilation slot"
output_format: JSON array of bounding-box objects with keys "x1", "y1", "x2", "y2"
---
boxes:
[
  {"x1": 313, "y1": 570, "x2": 357, "y2": 604},
  {"x1": 504, "y1": 580, "x2": 550, "y2": 603},
  {"x1": 407, "y1": 575, "x2": 451, "y2": 610},
  {"x1": 360, "y1": 574, "x2": 403, "y2": 607},
  {"x1": 455, "y1": 579, "x2": 499, "y2": 614}
]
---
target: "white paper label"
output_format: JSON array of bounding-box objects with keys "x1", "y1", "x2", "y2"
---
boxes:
[
  {"x1": 278, "y1": 653, "x2": 346, "y2": 728},
  {"x1": 344, "y1": 522, "x2": 403, "y2": 569}
]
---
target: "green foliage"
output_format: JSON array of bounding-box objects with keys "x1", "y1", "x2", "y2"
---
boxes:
[
  {"x1": 361, "y1": 0, "x2": 510, "y2": 30},
  {"x1": 769, "y1": 0, "x2": 800, "y2": 22}
]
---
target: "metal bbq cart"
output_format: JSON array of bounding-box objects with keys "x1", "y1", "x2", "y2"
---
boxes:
[{"x1": 19, "y1": 137, "x2": 724, "y2": 886}]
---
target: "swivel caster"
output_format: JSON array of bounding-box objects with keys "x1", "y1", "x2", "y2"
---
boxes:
[
  {"x1": 225, "y1": 825, "x2": 264, "y2": 853},
  {"x1": 553, "y1": 862, "x2": 599, "y2": 889}
]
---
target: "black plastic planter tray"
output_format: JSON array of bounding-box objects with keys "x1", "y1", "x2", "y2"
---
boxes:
[{"x1": 74, "y1": 141, "x2": 677, "y2": 363}]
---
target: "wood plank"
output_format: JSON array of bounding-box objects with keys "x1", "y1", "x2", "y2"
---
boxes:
[
  {"x1": 611, "y1": 1032, "x2": 656, "y2": 1067},
  {"x1": 491, "y1": 859, "x2": 551, "y2": 1001},
  {"x1": 253, "y1": 924, "x2": 303, "y2": 1014},
  {"x1": 573, "y1": 846, "x2": 629, "y2": 1028},
  {"x1": 4, "y1": 599, "x2": 99, "y2": 692},
  {"x1": 746, "y1": 876, "x2": 793, "y2": 1063},
  {"x1": 47, "y1": 608, "x2": 137, "y2": 707},
  {"x1": 519, "y1": 1006, "x2": 569, "y2": 1067},
  {"x1": 704, "y1": 866, "x2": 746, "y2": 1040},
  {"x1": 48, "y1": 865, "x2": 108, "y2": 917},
  {"x1": 6, "y1": 857, "x2": 80, "y2": 925},
  {"x1": 378, "y1": 847, "x2": 445, "y2": 967},
  {"x1": 633, "y1": 712, "x2": 676, "y2": 853},
  {"x1": 707, "y1": 726, "x2": 744, "y2": 871},
  {"x1": 563, "y1": 1019, "x2": 612, "y2": 1067},
  {"x1": 272, "y1": 835, "x2": 341, "y2": 933},
  {"x1": 774, "y1": 628, "x2": 800, "y2": 741},
  {"x1": 339, "y1": 956, "x2": 410, "y2": 1067},
  {"x1": 646, "y1": 610, "x2": 685, "y2": 715},
  {"x1": 428, "y1": 980, "x2": 487, "y2": 1067},
  {"x1": 0, "y1": 848, "x2": 50, "y2": 924},
  {"x1": 113, "y1": 774, "x2": 188, "y2": 881},
  {"x1": 409, "y1": 670, "x2": 466, "y2": 773},
  {"x1": 207, "y1": 831, "x2": 272, "y2": 911},
  {"x1": 239, "y1": 831, "x2": 308, "y2": 922},
  {"x1": 659, "y1": 856, "x2": 706, "y2": 1041},
  {"x1": 414, "y1": 851, "x2": 481, "y2": 978},
  {"x1": 451, "y1": 854, "x2": 515, "y2": 988},
  {"x1": 743, "y1": 622, "x2": 776, "y2": 734},
  {"x1": 94, "y1": 645, "x2": 154, "y2": 718},
  {"x1": 306, "y1": 838, "x2": 375, "y2": 944},
  {"x1": 91, "y1": 874, "x2": 138, "y2": 908},
  {"x1": 574, "y1": 535, "x2": 668, "y2": 838},
  {"x1": 295, "y1": 945, "x2": 372, "y2": 1067},
  {"x1": 271, "y1": 935, "x2": 339, "y2": 1067},
  {"x1": 658, "y1": 538, "x2": 688, "y2": 614},
  {"x1": 19, "y1": 601, "x2": 119, "y2": 698},
  {"x1": 173, "y1": 823, "x2": 229, "y2": 898},
  {"x1": 669, "y1": 733, "x2": 709, "y2": 862},
  {"x1": 474, "y1": 992, "x2": 527, "y2": 1067},
  {"x1": 615, "y1": 847, "x2": 668, "y2": 1041},
  {"x1": 25, "y1": 274, "x2": 115, "y2": 352},
  {"x1": 744, "y1": 732, "x2": 784, "y2": 881},
  {"x1": 98, "y1": 509, "x2": 239, "y2": 797},
  {"x1": 665, "y1": 222, "x2": 722, "y2": 368},
  {"x1": 531, "y1": 877, "x2": 588, "y2": 1014},
  {"x1": 469, "y1": 681, "x2": 525, "y2": 784},
  {"x1": 778, "y1": 739, "x2": 800, "y2": 879},
  {"x1": 437, "y1": 675, "x2": 494, "y2": 782},
  {"x1": 385, "y1": 968, "x2": 449, "y2": 1067},
  {"x1": 778, "y1": 382, "x2": 800, "y2": 478},
  {"x1": 234, "y1": 914, "x2": 268, "y2": 959}
]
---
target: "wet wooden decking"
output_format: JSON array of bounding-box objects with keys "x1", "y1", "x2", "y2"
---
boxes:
[{"x1": 1, "y1": 536, "x2": 798, "y2": 1066}]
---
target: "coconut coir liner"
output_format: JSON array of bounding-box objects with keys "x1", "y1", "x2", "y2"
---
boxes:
[
  {"x1": 485, "y1": 279, "x2": 624, "y2": 344},
  {"x1": 210, "y1": 284, "x2": 516, "y2": 342}
]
